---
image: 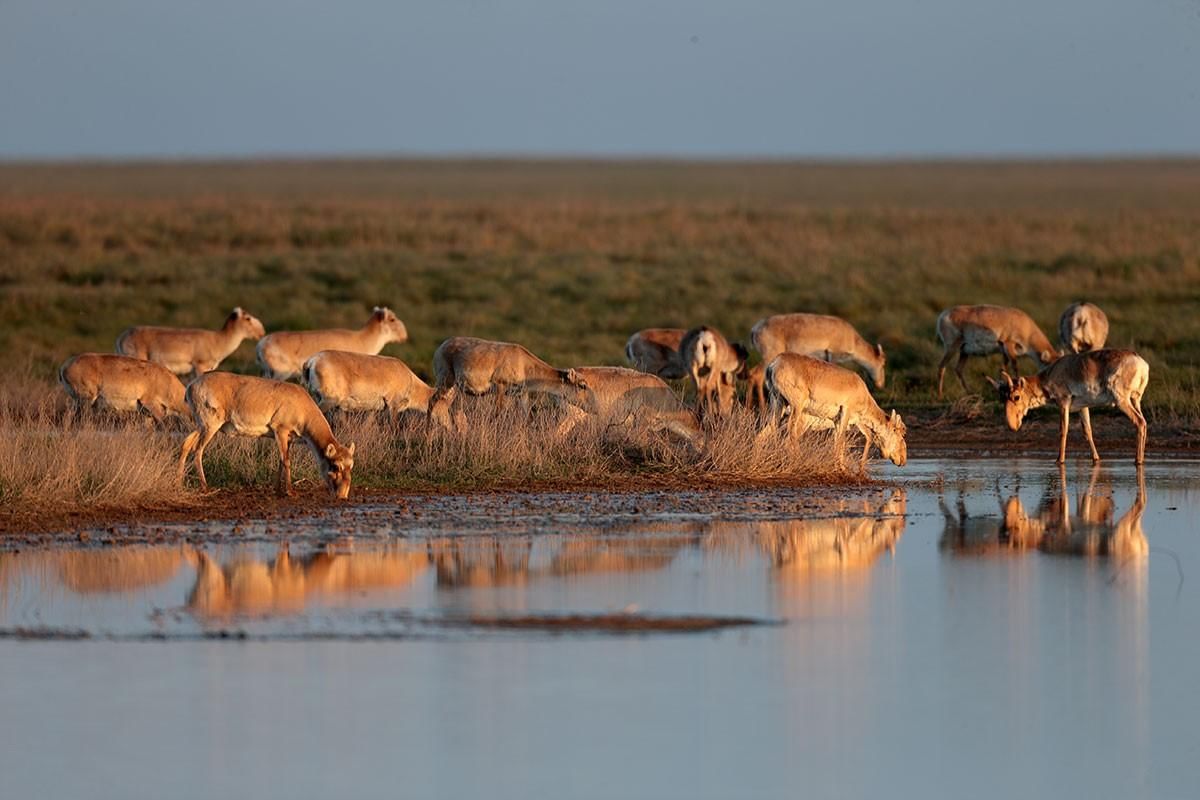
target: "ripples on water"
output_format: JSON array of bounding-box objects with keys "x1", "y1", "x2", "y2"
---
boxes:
[{"x1": 1, "y1": 458, "x2": 1196, "y2": 799}]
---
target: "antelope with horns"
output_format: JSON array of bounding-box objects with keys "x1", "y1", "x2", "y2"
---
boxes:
[
  {"x1": 302, "y1": 350, "x2": 435, "y2": 420},
  {"x1": 59, "y1": 353, "x2": 190, "y2": 423},
  {"x1": 178, "y1": 372, "x2": 356, "y2": 498},
  {"x1": 763, "y1": 353, "x2": 907, "y2": 469},
  {"x1": 935, "y1": 304, "x2": 1056, "y2": 398},
  {"x1": 116, "y1": 307, "x2": 265, "y2": 378},
  {"x1": 751, "y1": 313, "x2": 886, "y2": 391},
  {"x1": 1059, "y1": 301, "x2": 1109, "y2": 354},
  {"x1": 624, "y1": 328, "x2": 688, "y2": 380},
  {"x1": 988, "y1": 349, "x2": 1149, "y2": 464},
  {"x1": 427, "y1": 336, "x2": 594, "y2": 432},
  {"x1": 679, "y1": 326, "x2": 748, "y2": 417},
  {"x1": 256, "y1": 306, "x2": 408, "y2": 381},
  {"x1": 553, "y1": 366, "x2": 704, "y2": 448}
]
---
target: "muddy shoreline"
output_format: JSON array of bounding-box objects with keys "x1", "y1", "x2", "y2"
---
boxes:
[{"x1": 3, "y1": 416, "x2": 1195, "y2": 541}]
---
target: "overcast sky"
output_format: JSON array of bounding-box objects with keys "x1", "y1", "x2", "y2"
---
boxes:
[{"x1": 2, "y1": 0, "x2": 1198, "y2": 158}]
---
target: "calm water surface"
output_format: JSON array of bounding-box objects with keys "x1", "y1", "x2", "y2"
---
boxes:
[{"x1": 2, "y1": 458, "x2": 1198, "y2": 799}]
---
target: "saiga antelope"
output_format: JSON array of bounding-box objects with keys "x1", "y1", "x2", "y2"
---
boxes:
[
  {"x1": 751, "y1": 313, "x2": 886, "y2": 389},
  {"x1": 763, "y1": 353, "x2": 907, "y2": 469},
  {"x1": 679, "y1": 326, "x2": 748, "y2": 417},
  {"x1": 427, "y1": 336, "x2": 593, "y2": 432},
  {"x1": 257, "y1": 307, "x2": 409, "y2": 381},
  {"x1": 624, "y1": 328, "x2": 688, "y2": 379},
  {"x1": 178, "y1": 372, "x2": 356, "y2": 498},
  {"x1": 1059, "y1": 302, "x2": 1109, "y2": 354},
  {"x1": 59, "y1": 353, "x2": 189, "y2": 423},
  {"x1": 116, "y1": 307, "x2": 265, "y2": 377},
  {"x1": 989, "y1": 349, "x2": 1149, "y2": 464},
  {"x1": 302, "y1": 350, "x2": 434, "y2": 419},
  {"x1": 935, "y1": 304, "x2": 1055, "y2": 398}
]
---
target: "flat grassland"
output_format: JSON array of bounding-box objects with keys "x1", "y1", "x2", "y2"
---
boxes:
[{"x1": 2, "y1": 159, "x2": 1199, "y2": 522}]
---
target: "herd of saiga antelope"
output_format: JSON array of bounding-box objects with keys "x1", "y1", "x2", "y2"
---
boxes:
[{"x1": 56, "y1": 301, "x2": 1149, "y2": 500}]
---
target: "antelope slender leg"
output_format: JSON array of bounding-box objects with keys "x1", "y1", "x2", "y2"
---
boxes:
[
  {"x1": 178, "y1": 431, "x2": 201, "y2": 484},
  {"x1": 1079, "y1": 407, "x2": 1100, "y2": 463},
  {"x1": 274, "y1": 429, "x2": 293, "y2": 497},
  {"x1": 860, "y1": 428, "x2": 873, "y2": 470},
  {"x1": 1117, "y1": 398, "x2": 1148, "y2": 464},
  {"x1": 1058, "y1": 403, "x2": 1070, "y2": 464},
  {"x1": 192, "y1": 426, "x2": 221, "y2": 491},
  {"x1": 953, "y1": 349, "x2": 970, "y2": 393},
  {"x1": 936, "y1": 340, "x2": 960, "y2": 399}
]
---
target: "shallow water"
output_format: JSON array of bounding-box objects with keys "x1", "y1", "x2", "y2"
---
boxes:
[{"x1": 2, "y1": 458, "x2": 1198, "y2": 799}]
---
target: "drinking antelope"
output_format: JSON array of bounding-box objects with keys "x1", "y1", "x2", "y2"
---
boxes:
[
  {"x1": 751, "y1": 313, "x2": 886, "y2": 389},
  {"x1": 624, "y1": 328, "x2": 688, "y2": 379},
  {"x1": 178, "y1": 372, "x2": 356, "y2": 498},
  {"x1": 679, "y1": 326, "x2": 748, "y2": 417},
  {"x1": 1059, "y1": 301, "x2": 1109, "y2": 354},
  {"x1": 59, "y1": 353, "x2": 189, "y2": 423},
  {"x1": 989, "y1": 349, "x2": 1149, "y2": 464},
  {"x1": 552, "y1": 366, "x2": 704, "y2": 447},
  {"x1": 935, "y1": 304, "x2": 1056, "y2": 398},
  {"x1": 427, "y1": 336, "x2": 593, "y2": 432},
  {"x1": 763, "y1": 353, "x2": 907, "y2": 469},
  {"x1": 116, "y1": 307, "x2": 265, "y2": 377},
  {"x1": 302, "y1": 350, "x2": 434, "y2": 419},
  {"x1": 256, "y1": 307, "x2": 409, "y2": 381}
]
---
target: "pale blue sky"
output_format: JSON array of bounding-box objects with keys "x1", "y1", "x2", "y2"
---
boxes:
[{"x1": 2, "y1": 0, "x2": 1198, "y2": 158}]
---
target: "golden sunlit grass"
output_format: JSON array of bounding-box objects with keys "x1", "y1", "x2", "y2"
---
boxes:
[{"x1": 0, "y1": 380, "x2": 852, "y2": 518}]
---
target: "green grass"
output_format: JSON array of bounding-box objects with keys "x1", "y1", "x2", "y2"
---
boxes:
[{"x1": 2, "y1": 159, "x2": 1200, "y2": 425}]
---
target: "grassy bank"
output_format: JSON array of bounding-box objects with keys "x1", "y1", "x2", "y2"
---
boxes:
[{"x1": 4, "y1": 159, "x2": 1200, "y2": 426}]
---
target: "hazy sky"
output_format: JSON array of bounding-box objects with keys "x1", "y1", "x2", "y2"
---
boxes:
[{"x1": 2, "y1": 0, "x2": 1198, "y2": 158}]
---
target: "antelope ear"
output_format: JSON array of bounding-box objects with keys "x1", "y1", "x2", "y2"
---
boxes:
[
  {"x1": 889, "y1": 409, "x2": 898, "y2": 423},
  {"x1": 1000, "y1": 370, "x2": 1014, "y2": 388},
  {"x1": 347, "y1": 442, "x2": 356, "y2": 457},
  {"x1": 233, "y1": 306, "x2": 244, "y2": 316},
  {"x1": 565, "y1": 369, "x2": 589, "y2": 389},
  {"x1": 875, "y1": 343, "x2": 885, "y2": 359},
  {"x1": 1016, "y1": 377, "x2": 1027, "y2": 390},
  {"x1": 325, "y1": 443, "x2": 337, "y2": 458}
]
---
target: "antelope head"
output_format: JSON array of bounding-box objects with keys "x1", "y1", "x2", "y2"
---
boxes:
[
  {"x1": 871, "y1": 343, "x2": 887, "y2": 389},
  {"x1": 228, "y1": 307, "x2": 266, "y2": 339},
  {"x1": 561, "y1": 369, "x2": 598, "y2": 413},
  {"x1": 881, "y1": 409, "x2": 907, "y2": 466},
  {"x1": 371, "y1": 306, "x2": 409, "y2": 344},
  {"x1": 988, "y1": 371, "x2": 1041, "y2": 432},
  {"x1": 321, "y1": 441, "x2": 356, "y2": 500}
]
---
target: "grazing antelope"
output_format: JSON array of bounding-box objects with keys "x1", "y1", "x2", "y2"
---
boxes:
[
  {"x1": 58, "y1": 353, "x2": 189, "y2": 423},
  {"x1": 744, "y1": 363, "x2": 767, "y2": 412},
  {"x1": 935, "y1": 304, "x2": 1056, "y2": 398},
  {"x1": 989, "y1": 349, "x2": 1149, "y2": 464},
  {"x1": 177, "y1": 372, "x2": 356, "y2": 498},
  {"x1": 624, "y1": 328, "x2": 688, "y2": 379},
  {"x1": 256, "y1": 306, "x2": 409, "y2": 381},
  {"x1": 679, "y1": 326, "x2": 748, "y2": 417},
  {"x1": 1059, "y1": 301, "x2": 1109, "y2": 354},
  {"x1": 751, "y1": 313, "x2": 886, "y2": 389},
  {"x1": 553, "y1": 366, "x2": 704, "y2": 447},
  {"x1": 302, "y1": 350, "x2": 434, "y2": 419},
  {"x1": 116, "y1": 307, "x2": 265, "y2": 377},
  {"x1": 427, "y1": 336, "x2": 594, "y2": 432},
  {"x1": 763, "y1": 353, "x2": 907, "y2": 469}
]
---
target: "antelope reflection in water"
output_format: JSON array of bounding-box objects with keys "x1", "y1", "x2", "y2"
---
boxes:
[
  {"x1": 939, "y1": 465, "x2": 1147, "y2": 560},
  {"x1": 0, "y1": 546, "x2": 195, "y2": 610},
  {"x1": 187, "y1": 545, "x2": 428, "y2": 621}
]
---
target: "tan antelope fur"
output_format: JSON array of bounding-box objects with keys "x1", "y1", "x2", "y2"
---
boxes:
[
  {"x1": 1059, "y1": 301, "x2": 1109, "y2": 354},
  {"x1": 744, "y1": 363, "x2": 767, "y2": 412},
  {"x1": 764, "y1": 353, "x2": 907, "y2": 469},
  {"x1": 256, "y1": 307, "x2": 408, "y2": 381},
  {"x1": 553, "y1": 366, "x2": 704, "y2": 447},
  {"x1": 178, "y1": 372, "x2": 356, "y2": 498},
  {"x1": 679, "y1": 326, "x2": 748, "y2": 417},
  {"x1": 935, "y1": 304, "x2": 1056, "y2": 398},
  {"x1": 302, "y1": 350, "x2": 434, "y2": 418},
  {"x1": 427, "y1": 336, "x2": 593, "y2": 432},
  {"x1": 989, "y1": 349, "x2": 1149, "y2": 464},
  {"x1": 116, "y1": 307, "x2": 265, "y2": 377},
  {"x1": 751, "y1": 313, "x2": 886, "y2": 389},
  {"x1": 624, "y1": 328, "x2": 688, "y2": 379},
  {"x1": 59, "y1": 353, "x2": 190, "y2": 423}
]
